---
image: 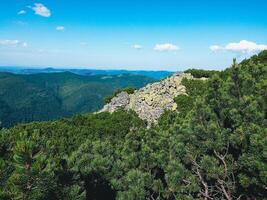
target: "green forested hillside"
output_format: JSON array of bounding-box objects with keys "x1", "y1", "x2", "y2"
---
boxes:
[
  {"x1": 0, "y1": 51, "x2": 266, "y2": 200},
  {"x1": 0, "y1": 72, "x2": 155, "y2": 127}
]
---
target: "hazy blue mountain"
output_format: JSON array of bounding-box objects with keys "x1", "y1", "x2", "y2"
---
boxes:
[{"x1": 0, "y1": 67, "x2": 174, "y2": 80}]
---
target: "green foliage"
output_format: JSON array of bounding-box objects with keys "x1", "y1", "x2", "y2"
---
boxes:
[
  {"x1": 0, "y1": 51, "x2": 266, "y2": 199},
  {"x1": 104, "y1": 87, "x2": 136, "y2": 103},
  {"x1": 241, "y1": 50, "x2": 267, "y2": 65},
  {"x1": 168, "y1": 56, "x2": 267, "y2": 199},
  {"x1": 0, "y1": 110, "x2": 145, "y2": 199},
  {"x1": 4, "y1": 131, "x2": 59, "y2": 200},
  {"x1": 174, "y1": 78, "x2": 208, "y2": 116},
  {"x1": 184, "y1": 68, "x2": 219, "y2": 78},
  {"x1": 174, "y1": 94, "x2": 194, "y2": 115}
]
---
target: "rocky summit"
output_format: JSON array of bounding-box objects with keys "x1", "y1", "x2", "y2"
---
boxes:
[{"x1": 100, "y1": 73, "x2": 195, "y2": 124}]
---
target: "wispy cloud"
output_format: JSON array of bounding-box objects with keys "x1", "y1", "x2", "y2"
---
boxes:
[
  {"x1": 209, "y1": 45, "x2": 222, "y2": 52},
  {"x1": 210, "y1": 40, "x2": 267, "y2": 54},
  {"x1": 154, "y1": 43, "x2": 179, "y2": 52},
  {"x1": 0, "y1": 40, "x2": 27, "y2": 47},
  {"x1": 56, "y1": 26, "x2": 65, "y2": 31},
  {"x1": 132, "y1": 44, "x2": 143, "y2": 50},
  {"x1": 18, "y1": 10, "x2": 26, "y2": 15},
  {"x1": 0, "y1": 40, "x2": 19, "y2": 46},
  {"x1": 28, "y1": 3, "x2": 51, "y2": 17}
]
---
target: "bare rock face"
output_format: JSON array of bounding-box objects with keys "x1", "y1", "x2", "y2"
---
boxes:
[
  {"x1": 100, "y1": 91, "x2": 130, "y2": 113},
  {"x1": 100, "y1": 73, "x2": 194, "y2": 124}
]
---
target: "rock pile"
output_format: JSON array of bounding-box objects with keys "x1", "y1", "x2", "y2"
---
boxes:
[
  {"x1": 101, "y1": 91, "x2": 130, "y2": 113},
  {"x1": 100, "y1": 73, "x2": 194, "y2": 124}
]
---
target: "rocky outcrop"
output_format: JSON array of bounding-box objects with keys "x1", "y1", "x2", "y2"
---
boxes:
[
  {"x1": 100, "y1": 73, "x2": 194, "y2": 124},
  {"x1": 101, "y1": 91, "x2": 130, "y2": 113}
]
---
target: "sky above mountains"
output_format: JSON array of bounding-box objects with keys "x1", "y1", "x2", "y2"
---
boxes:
[{"x1": 0, "y1": 0, "x2": 267, "y2": 70}]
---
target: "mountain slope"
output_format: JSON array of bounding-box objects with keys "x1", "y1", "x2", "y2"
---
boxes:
[
  {"x1": 0, "y1": 72, "x2": 156, "y2": 127},
  {"x1": 0, "y1": 51, "x2": 266, "y2": 200}
]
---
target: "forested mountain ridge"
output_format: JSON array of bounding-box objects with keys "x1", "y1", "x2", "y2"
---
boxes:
[
  {"x1": 0, "y1": 51, "x2": 266, "y2": 200},
  {"x1": 0, "y1": 72, "x2": 156, "y2": 128}
]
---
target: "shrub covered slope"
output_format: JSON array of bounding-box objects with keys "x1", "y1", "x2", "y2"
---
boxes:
[{"x1": 0, "y1": 51, "x2": 266, "y2": 200}]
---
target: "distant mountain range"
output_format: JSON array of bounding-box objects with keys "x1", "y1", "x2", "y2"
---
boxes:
[
  {"x1": 0, "y1": 67, "x2": 174, "y2": 80},
  {"x1": 0, "y1": 71, "x2": 159, "y2": 127}
]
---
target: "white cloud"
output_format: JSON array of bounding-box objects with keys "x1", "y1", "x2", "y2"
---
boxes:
[
  {"x1": 210, "y1": 40, "x2": 267, "y2": 54},
  {"x1": 0, "y1": 40, "x2": 27, "y2": 47},
  {"x1": 28, "y1": 3, "x2": 51, "y2": 17},
  {"x1": 225, "y1": 40, "x2": 267, "y2": 53},
  {"x1": 18, "y1": 10, "x2": 26, "y2": 15},
  {"x1": 132, "y1": 44, "x2": 143, "y2": 50},
  {"x1": 154, "y1": 43, "x2": 179, "y2": 52},
  {"x1": 209, "y1": 45, "x2": 222, "y2": 52},
  {"x1": 56, "y1": 26, "x2": 65, "y2": 31}
]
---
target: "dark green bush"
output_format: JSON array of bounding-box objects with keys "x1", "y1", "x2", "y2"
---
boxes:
[{"x1": 184, "y1": 68, "x2": 219, "y2": 78}]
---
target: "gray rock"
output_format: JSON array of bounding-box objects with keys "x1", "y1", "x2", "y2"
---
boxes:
[
  {"x1": 100, "y1": 92, "x2": 130, "y2": 113},
  {"x1": 99, "y1": 73, "x2": 198, "y2": 125}
]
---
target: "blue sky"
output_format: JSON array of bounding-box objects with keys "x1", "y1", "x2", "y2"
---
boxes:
[{"x1": 0, "y1": 0, "x2": 267, "y2": 71}]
